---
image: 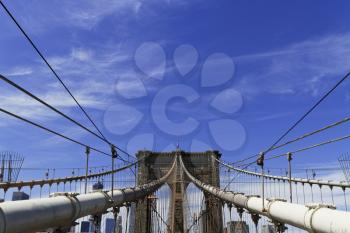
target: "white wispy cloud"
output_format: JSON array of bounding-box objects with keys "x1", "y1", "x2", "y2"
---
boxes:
[
  {"x1": 10, "y1": 0, "x2": 195, "y2": 33},
  {"x1": 0, "y1": 81, "x2": 110, "y2": 122},
  {"x1": 70, "y1": 48, "x2": 92, "y2": 61},
  {"x1": 63, "y1": 0, "x2": 198, "y2": 29},
  {"x1": 0, "y1": 41, "x2": 159, "y2": 135},
  {"x1": 40, "y1": 125, "x2": 92, "y2": 148},
  {"x1": 9, "y1": 0, "x2": 144, "y2": 32},
  {"x1": 4, "y1": 66, "x2": 33, "y2": 77},
  {"x1": 0, "y1": 42, "x2": 142, "y2": 124},
  {"x1": 253, "y1": 111, "x2": 293, "y2": 122},
  {"x1": 47, "y1": 46, "x2": 130, "y2": 76},
  {"x1": 235, "y1": 33, "x2": 350, "y2": 99},
  {"x1": 64, "y1": 0, "x2": 144, "y2": 28}
]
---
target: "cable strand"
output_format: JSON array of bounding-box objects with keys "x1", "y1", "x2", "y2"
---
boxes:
[
  {"x1": 0, "y1": 107, "x2": 112, "y2": 157},
  {"x1": 0, "y1": 1, "x2": 108, "y2": 143}
]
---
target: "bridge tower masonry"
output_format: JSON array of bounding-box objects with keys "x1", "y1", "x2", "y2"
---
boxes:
[{"x1": 135, "y1": 150, "x2": 223, "y2": 233}]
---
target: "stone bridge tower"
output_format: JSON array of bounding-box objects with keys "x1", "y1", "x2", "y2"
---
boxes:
[{"x1": 134, "y1": 150, "x2": 223, "y2": 233}]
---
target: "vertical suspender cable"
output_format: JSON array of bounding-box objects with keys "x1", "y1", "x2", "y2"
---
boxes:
[{"x1": 342, "y1": 188, "x2": 348, "y2": 211}]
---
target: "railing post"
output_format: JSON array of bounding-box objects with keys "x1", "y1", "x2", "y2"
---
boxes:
[
  {"x1": 85, "y1": 146, "x2": 90, "y2": 194},
  {"x1": 286, "y1": 152, "x2": 293, "y2": 202},
  {"x1": 111, "y1": 145, "x2": 117, "y2": 199},
  {"x1": 257, "y1": 152, "x2": 265, "y2": 211}
]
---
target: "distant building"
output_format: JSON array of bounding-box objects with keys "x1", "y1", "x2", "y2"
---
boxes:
[
  {"x1": 262, "y1": 224, "x2": 275, "y2": 233},
  {"x1": 105, "y1": 218, "x2": 115, "y2": 233},
  {"x1": 80, "y1": 221, "x2": 91, "y2": 233},
  {"x1": 227, "y1": 221, "x2": 249, "y2": 233},
  {"x1": 12, "y1": 191, "x2": 29, "y2": 201}
]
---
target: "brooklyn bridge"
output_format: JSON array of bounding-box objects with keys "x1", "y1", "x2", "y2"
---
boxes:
[
  {"x1": 1, "y1": 146, "x2": 350, "y2": 233},
  {"x1": 1, "y1": 1, "x2": 350, "y2": 233}
]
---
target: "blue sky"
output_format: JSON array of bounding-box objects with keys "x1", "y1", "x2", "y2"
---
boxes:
[{"x1": 1, "y1": 0, "x2": 350, "y2": 180}]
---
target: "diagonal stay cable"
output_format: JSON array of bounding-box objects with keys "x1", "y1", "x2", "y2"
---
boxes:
[
  {"x1": 0, "y1": 2, "x2": 128, "y2": 161},
  {"x1": 268, "y1": 115, "x2": 350, "y2": 152},
  {"x1": 264, "y1": 71, "x2": 350, "y2": 154},
  {"x1": 0, "y1": 1, "x2": 143, "y2": 162},
  {"x1": 266, "y1": 133, "x2": 350, "y2": 161},
  {"x1": 223, "y1": 160, "x2": 256, "y2": 191},
  {"x1": 0, "y1": 107, "x2": 113, "y2": 157},
  {"x1": 0, "y1": 73, "x2": 135, "y2": 162},
  {"x1": 232, "y1": 115, "x2": 350, "y2": 165},
  {"x1": 0, "y1": 1, "x2": 108, "y2": 143},
  {"x1": 0, "y1": 106, "x2": 137, "y2": 167},
  {"x1": 151, "y1": 203, "x2": 170, "y2": 230},
  {"x1": 231, "y1": 70, "x2": 350, "y2": 165},
  {"x1": 0, "y1": 77, "x2": 135, "y2": 161},
  {"x1": 0, "y1": 74, "x2": 135, "y2": 161},
  {"x1": 230, "y1": 153, "x2": 259, "y2": 166},
  {"x1": 0, "y1": 74, "x2": 111, "y2": 145},
  {"x1": 186, "y1": 209, "x2": 208, "y2": 233}
]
